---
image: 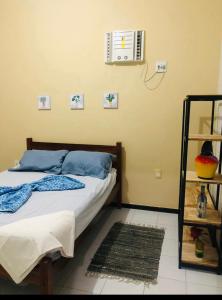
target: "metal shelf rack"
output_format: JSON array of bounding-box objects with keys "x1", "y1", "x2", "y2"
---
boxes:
[{"x1": 178, "y1": 95, "x2": 222, "y2": 274}]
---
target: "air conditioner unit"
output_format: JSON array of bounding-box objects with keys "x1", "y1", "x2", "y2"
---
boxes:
[{"x1": 105, "y1": 30, "x2": 144, "y2": 64}]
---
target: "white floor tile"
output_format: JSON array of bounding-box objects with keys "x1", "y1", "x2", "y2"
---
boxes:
[
  {"x1": 186, "y1": 270, "x2": 221, "y2": 287},
  {"x1": 158, "y1": 256, "x2": 186, "y2": 281},
  {"x1": 101, "y1": 278, "x2": 144, "y2": 295},
  {"x1": 186, "y1": 282, "x2": 222, "y2": 295},
  {"x1": 161, "y1": 238, "x2": 178, "y2": 257},
  {"x1": 158, "y1": 224, "x2": 178, "y2": 241},
  {"x1": 62, "y1": 266, "x2": 106, "y2": 294},
  {"x1": 130, "y1": 210, "x2": 158, "y2": 226},
  {"x1": 109, "y1": 208, "x2": 135, "y2": 223},
  {"x1": 216, "y1": 276, "x2": 222, "y2": 288},
  {"x1": 217, "y1": 285, "x2": 222, "y2": 294},
  {"x1": 144, "y1": 277, "x2": 186, "y2": 295},
  {"x1": 131, "y1": 209, "x2": 158, "y2": 217},
  {"x1": 157, "y1": 212, "x2": 178, "y2": 227}
]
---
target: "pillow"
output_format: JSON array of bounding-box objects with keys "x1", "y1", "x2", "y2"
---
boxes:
[
  {"x1": 9, "y1": 150, "x2": 69, "y2": 175},
  {"x1": 61, "y1": 151, "x2": 113, "y2": 179}
]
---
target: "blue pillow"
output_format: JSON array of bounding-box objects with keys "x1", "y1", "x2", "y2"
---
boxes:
[
  {"x1": 61, "y1": 151, "x2": 113, "y2": 179},
  {"x1": 9, "y1": 150, "x2": 69, "y2": 175}
]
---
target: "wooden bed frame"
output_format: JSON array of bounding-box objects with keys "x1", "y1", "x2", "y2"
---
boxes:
[{"x1": 0, "y1": 138, "x2": 122, "y2": 294}]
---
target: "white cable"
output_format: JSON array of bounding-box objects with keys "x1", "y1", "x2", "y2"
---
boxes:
[
  {"x1": 141, "y1": 62, "x2": 166, "y2": 90},
  {"x1": 145, "y1": 72, "x2": 166, "y2": 91},
  {"x1": 144, "y1": 71, "x2": 158, "y2": 83}
]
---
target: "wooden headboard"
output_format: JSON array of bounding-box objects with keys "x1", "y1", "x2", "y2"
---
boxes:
[{"x1": 26, "y1": 138, "x2": 122, "y2": 188}]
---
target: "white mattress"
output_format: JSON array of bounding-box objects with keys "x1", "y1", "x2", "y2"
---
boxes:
[{"x1": 0, "y1": 169, "x2": 116, "y2": 239}]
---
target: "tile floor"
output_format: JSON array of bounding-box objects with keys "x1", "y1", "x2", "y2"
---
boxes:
[{"x1": 0, "y1": 207, "x2": 222, "y2": 295}]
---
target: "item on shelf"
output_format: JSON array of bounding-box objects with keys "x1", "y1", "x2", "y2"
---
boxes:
[
  {"x1": 195, "y1": 141, "x2": 219, "y2": 179},
  {"x1": 195, "y1": 236, "x2": 205, "y2": 258},
  {"x1": 197, "y1": 185, "x2": 207, "y2": 218},
  {"x1": 190, "y1": 227, "x2": 205, "y2": 258},
  {"x1": 190, "y1": 226, "x2": 202, "y2": 240}
]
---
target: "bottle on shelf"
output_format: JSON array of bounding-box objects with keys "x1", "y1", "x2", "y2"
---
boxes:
[
  {"x1": 190, "y1": 227, "x2": 205, "y2": 258},
  {"x1": 195, "y1": 236, "x2": 205, "y2": 258},
  {"x1": 197, "y1": 185, "x2": 207, "y2": 218}
]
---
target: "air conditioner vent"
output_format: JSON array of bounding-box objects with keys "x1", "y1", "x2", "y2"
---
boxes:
[
  {"x1": 105, "y1": 30, "x2": 144, "y2": 64},
  {"x1": 135, "y1": 31, "x2": 144, "y2": 61}
]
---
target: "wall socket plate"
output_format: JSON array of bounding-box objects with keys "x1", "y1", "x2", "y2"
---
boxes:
[
  {"x1": 155, "y1": 61, "x2": 167, "y2": 73},
  {"x1": 154, "y1": 168, "x2": 162, "y2": 179}
]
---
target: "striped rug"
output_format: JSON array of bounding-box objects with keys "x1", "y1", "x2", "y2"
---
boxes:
[{"x1": 87, "y1": 222, "x2": 165, "y2": 283}]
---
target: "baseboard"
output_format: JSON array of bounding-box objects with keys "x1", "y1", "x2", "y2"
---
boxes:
[{"x1": 119, "y1": 203, "x2": 178, "y2": 214}]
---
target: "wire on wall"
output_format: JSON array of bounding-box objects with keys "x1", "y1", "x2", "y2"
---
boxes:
[{"x1": 141, "y1": 62, "x2": 166, "y2": 91}]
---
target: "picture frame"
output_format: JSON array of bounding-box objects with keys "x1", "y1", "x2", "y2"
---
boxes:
[
  {"x1": 103, "y1": 92, "x2": 118, "y2": 109},
  {"x1": 70, "y1": 94, "x2": 84, "y2": 110},
  {"x1": 37, "y1": 96, "x2": 51, "y2": 110}
]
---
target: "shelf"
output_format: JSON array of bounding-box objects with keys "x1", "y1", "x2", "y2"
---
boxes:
[
  {"x1": 185, "y1": 186, "x2": 214, "y2": 209},
  {"x1": 182, "y1": 226, "x2": 218, "y2": 268},
  {"x1": 184, "y1": 186, "x2": 221, "y2": 227},
  {"x1": 186, "y1": 171, "x2": 222, "y2": 184},
  {"x1": 179, "y1": 97, "x2": 222, "y2": 274},
  {"x1": 184, "y1": 208, "x2": 221, "y2": 227},
  {"x1": 189, "y1": 134, "x2": 222, "y2": 141}
]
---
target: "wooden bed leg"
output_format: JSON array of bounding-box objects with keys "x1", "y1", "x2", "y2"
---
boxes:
[
  {"x1": 116, "y1": 142, "x2": 122, "y2": 209},
  {"x1": 117, "y1": 202, "x2": 122, "y2": 209},
  {"x1": 40, "y1": 258, "x2": 53, "y2": 295}
]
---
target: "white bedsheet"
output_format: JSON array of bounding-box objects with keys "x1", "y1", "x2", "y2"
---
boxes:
[
  {"x1": 0, "y1": 169, "x2": 116, "y2": 238},
  {"x1": 0, "y1": 210, "x2": 75, "y2": 284}
]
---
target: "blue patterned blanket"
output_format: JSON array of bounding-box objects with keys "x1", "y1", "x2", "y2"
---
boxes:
[{"x1": 0, "y1": 175, "x2": 85, "y2": 213}]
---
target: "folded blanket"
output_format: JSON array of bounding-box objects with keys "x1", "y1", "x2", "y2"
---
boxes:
[
  {"x1": 0, "y1": 175, "x2": 85, "y2": 213},
  {"x1": 0, "y1": 210, "x2": 75, "y2": 284}
]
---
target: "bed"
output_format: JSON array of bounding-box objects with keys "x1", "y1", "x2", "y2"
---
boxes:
[{"x1": 0, "y1": 138, "x2": 122, "y2": 294}]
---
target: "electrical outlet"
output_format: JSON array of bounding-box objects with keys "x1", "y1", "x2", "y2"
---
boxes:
[
  {"x1": 154, "y1": 169, "x2": 162, "y2": 179},
  {"x1": 155, "y1": 61, "x2": 167, "y2": 73}
]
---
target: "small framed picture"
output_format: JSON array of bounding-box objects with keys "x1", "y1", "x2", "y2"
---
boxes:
[
  {"x1": 70, "y1": 94, "x2": 84, "y2": 110},
  {"x1": 103, "y1": 92, "x2": 118, "y2": 109},
  {"x1": 37, "y1": 95, "x2": 51, "y2": 110}
]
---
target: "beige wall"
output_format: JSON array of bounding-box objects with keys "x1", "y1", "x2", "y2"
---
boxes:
[{"x1": 0, "y1": 0, "x2": 222, "y2": 209}]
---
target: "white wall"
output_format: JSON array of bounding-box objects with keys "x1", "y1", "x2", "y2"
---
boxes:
[{"x1": 219, "y1": 42, "x2": 222, "y2": 94}]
